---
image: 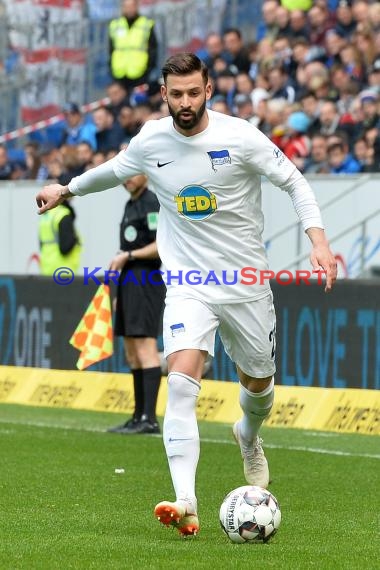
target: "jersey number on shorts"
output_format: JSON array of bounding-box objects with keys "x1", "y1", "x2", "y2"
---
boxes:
[{"x1": 269, "y1": 326, "x2": 276, "y2": 359}]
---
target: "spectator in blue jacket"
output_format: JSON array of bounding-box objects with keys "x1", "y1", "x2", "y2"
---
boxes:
[
  {"x1": 327, "y1": 140, "x2": 361, "y2": 173},
  {"x1": 60, "y1": 103, "x2": 97, "y2": 150}
]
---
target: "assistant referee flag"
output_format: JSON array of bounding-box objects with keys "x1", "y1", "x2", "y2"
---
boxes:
[{"x1": 70, "y1": 284, "x2": 113, "y2": 370}]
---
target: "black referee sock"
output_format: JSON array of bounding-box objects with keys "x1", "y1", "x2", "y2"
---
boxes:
[
  {"x1": 132, "y1": 368, "x2": 144, "y2": 420},
  {"x1": 142, "y1": 366, "x2": 162, "y2": 424}
]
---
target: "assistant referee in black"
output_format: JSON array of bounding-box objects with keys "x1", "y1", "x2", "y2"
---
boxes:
[{"x1": 108, "y1": 173, "x2": 165, "y2": 435}]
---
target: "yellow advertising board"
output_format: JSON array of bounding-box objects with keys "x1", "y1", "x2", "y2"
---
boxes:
[{"x1": 0, "y1": 366, "x2": 379, "y2": 435}]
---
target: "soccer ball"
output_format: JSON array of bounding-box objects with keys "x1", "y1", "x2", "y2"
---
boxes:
[{"x1": 219, "y1": 485, "x2": 281, "y2": 543}]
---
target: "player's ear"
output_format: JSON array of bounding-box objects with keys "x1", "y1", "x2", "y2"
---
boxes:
[
  {"x1": 205, "y1": 81, "x2": 213, "y2": 101},
  {"x1": 161, "y1": 85, "x2": 167, "y2": 102}
]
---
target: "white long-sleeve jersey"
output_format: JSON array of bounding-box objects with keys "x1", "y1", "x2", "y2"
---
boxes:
[{"x1": 69, "y1": 110, "x2": 323, "y2": 303}]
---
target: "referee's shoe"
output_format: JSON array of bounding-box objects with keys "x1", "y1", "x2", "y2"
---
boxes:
[{"x1": 107, "y1": 415, "x2": 160, "y2": 435}]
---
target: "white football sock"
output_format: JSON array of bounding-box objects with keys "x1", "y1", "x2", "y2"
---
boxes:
[
  {"x1": 239, "y1": 378, "x2": 274, "y2": 444},
  {"x1": 163, "y1": 372, "x2": 200, "y2": 512}
]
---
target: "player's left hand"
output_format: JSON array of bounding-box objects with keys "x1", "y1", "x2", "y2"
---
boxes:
[{"x1": 310, "y1": 243, "x2": 337, "y2": 293}]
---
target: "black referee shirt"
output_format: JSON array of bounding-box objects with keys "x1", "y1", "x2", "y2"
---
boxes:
[{"x1": 120, "y1": 188, "x2": 160, "y2": 269}]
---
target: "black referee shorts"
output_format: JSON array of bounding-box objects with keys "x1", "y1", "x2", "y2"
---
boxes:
[{"x1": 114, "y1": 265, "x2": 166, "y2": 338}]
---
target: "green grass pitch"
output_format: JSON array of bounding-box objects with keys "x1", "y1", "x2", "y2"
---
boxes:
[{"x1": 0, "y1": 404, "x2": 379, "y2": 570}]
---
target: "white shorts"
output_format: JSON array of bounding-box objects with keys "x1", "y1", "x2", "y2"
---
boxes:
[{"x1": 163, "y1": 292, "x2": 276, "y2": 378}]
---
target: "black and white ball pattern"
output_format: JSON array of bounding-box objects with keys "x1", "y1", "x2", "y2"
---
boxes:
[{"x1": 219, "y1": 485, "x2": 281, "y2": 543}]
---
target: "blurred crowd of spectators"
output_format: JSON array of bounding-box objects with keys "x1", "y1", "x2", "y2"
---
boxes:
[{"x1": 1, "y1": 0, "x2": 380, "y2": 182}]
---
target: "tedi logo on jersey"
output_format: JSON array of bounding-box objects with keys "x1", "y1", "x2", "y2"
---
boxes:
[
  {"x1": 207, "y1": 149, "x2": 231, "y2": 171},
  {"x1": 174, "y1": 185, "x2": 218, "y2": 221}
]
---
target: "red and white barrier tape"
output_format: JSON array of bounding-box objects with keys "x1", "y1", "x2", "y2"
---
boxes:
[{"x1": 0, "y1": 97, "x2": 110, "y2": 144}]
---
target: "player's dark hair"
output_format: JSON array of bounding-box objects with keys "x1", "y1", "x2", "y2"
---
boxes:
[{"x1": 162, "y1": 53, "x2": 209, "y2": 85}]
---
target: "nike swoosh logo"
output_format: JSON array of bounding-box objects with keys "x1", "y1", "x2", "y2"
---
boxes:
[
  {"x1": 157, "y1": 160, "x2": 174, "y2": 168},
  {"x1": 168, "y1": 437, "x2": 192, "y2": 442}
]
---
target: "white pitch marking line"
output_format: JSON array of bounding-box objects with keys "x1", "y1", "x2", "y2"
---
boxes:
[
  {"x1": 200, "y1": 437, "x2": 380, "y2": 460},
  {"x1": 0, "y1": 418, "x2": 379, "y2": 460},
  {"x1": 304, "y1": 431, "x2": 336, "y2": 438},
  {"x1": 0, "y1": 418, "x2": 104, "y2": 433}
]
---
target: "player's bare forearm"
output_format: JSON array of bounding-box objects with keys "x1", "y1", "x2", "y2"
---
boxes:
[
  {"x1": 306, "y1": 227, "x2": 337, "y2": 292},
  {"x1": 36, "y1": 183, "x2": 72, "y2": 214}
]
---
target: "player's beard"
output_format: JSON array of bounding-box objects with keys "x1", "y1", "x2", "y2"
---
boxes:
[{"x1": 168, "y1": 98, "x2": 207, "y2": 131}]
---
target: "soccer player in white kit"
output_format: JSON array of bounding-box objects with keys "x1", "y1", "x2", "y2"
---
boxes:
[{"x1": 36, "y1": 53, "x2": 337, "y2": 537}]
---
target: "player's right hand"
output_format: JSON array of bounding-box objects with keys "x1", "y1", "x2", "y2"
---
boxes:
[{"x1": 36, "y1": 183, "x2": 66, "y2": 214}]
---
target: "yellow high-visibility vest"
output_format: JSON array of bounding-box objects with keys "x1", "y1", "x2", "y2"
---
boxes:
[
  {"x1": 281, "y1": 0, "x2": 312, "y2": 10},
  {"x1": 109, "y1": 15, "x2": 154, "y2": 80},
  {"x1": 39, "y1": 205, "x2": 81, "y2": 276}
]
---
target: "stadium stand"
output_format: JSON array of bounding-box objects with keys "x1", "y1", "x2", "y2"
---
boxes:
[{"x1": 1, "y1": 0, "x2": 380, "y2": 177}]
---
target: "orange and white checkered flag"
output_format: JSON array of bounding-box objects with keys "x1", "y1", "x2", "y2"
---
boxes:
[{"x1": 69, "y1": 284, "x2": 113, "y2": 370}]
